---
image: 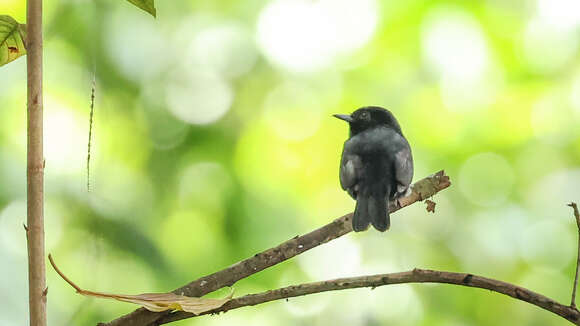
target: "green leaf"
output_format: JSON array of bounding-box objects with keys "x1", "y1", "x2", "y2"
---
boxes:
[
  {"x1": 125, "y1": 0, "x2": 157, "y2": 17},
  {"x1": 0, "y1": 15, "x2": 27, "y2": 67}
]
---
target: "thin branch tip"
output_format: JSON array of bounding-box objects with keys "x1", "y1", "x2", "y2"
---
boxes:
[{"x1": 48, "y1": 254, "x2": 83, "y2": 293}]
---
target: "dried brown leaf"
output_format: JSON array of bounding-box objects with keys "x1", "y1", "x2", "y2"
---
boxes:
[
  {"x1": 48, "y1": 254, "x2": 232, "y2": 314},
  {"x1": 425, "y1": 199, "x2": 436, "y2": 213}
]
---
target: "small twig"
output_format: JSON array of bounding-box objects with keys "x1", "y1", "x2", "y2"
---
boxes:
[
  {"x1": 569, "y1": 202, "x2": 580, "y2": 309},
  {"x1": 48, "y1": 254, "x2": 83, "y2": 293},
  {"x1": 156, "y1": 269, "x2": 580, "y2": 325},
  {"x1": 100, "y1": 171, "x2": 451, "y2": 326}
]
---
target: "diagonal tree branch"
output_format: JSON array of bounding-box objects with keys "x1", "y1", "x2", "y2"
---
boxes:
[
  {"x1": 99, "y1": 170, "x2": 451, "y2": 326},
  {"x1": 156, "y1": 269, "x2": 580, "y2": 325}
]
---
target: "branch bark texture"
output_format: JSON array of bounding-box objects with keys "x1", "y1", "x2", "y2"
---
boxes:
[
  {"x1": 26, "y1": 0, "x2": 46, "y2": 324},
  {"x1": 100, "y1": 171, "x2": 451, "y2": 326},
  {"x1": 157, "y1": 269, "x2": 580, "y2": 325}
]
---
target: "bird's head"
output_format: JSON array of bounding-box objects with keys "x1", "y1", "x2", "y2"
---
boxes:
[{"x1": 334, "y1": 106, "x2": 402, "y2": 136}]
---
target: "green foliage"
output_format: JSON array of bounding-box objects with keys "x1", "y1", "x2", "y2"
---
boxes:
[
  {"x1": 1, "y1": 0, "x2": 580, "y2": 325},
  {"x1": 125, "y1": 0, "x2": 156, "y2": 17},
  {"x1": 0, "y1": 15, "x2": 26, "y2": 67}
]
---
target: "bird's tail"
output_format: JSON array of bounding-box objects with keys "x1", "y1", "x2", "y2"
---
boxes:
[
  {"x1": 353, "y1": 195, "x2": 370, "y2": 232},
  {"x1": 353, "y1": 185, "x2": 390, "y2": 232}
]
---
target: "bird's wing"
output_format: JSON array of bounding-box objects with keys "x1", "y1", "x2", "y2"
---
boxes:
[
  {"x1": 339, "y1": 150, "x2": 362, "y2": 195},
  {"x1": 394, "y1": 142, "x2": 413, "y2": 193}
]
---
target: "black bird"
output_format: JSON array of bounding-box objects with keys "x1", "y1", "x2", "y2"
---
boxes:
[{"x1": 334, "y1": 106, "x2": 413, "y2": 232}]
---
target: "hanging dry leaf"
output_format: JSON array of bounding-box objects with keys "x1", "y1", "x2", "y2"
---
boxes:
[
  {"x1": 48, "y1": 254, "x2": 232, "y2": 314},
  {"x1": 425, "y1": 199, "x2": 436, "y2": 213}
]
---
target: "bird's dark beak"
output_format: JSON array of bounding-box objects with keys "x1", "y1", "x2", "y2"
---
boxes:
[{"x1": 333, "y1": 114, "x2": 353, "y2": 123}]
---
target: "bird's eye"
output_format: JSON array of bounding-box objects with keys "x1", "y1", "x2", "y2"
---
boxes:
[{"x1": 361, "y1": 112, "x2": 369, "y2": 119}]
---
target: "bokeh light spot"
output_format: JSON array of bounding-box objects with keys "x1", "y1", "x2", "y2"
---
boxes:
[
  {"x1": 526, "y1": 169, "x2": 580, "y2": 219},
  {"x1": 367, "y1": 282, "x2": 421, "y2": 321},
  {"x1": 298, "y1": 236, "x2": 361, "y2": 280},
  {"x1": 105, "y1": 8, "x2": 170, "y2": 81},
  {"x1": 0, "y1": 201, "x2": 27, "y2": 256},
  {"x1": 263, "y1": 82, "x2": 323, "y2": 141},
  {"x1": 88, "y1": 164, "x2": 154, "y2": 219},
  {"x1": 138, "y1": 102, "x2": 189, "y2": 150},
  {"x1": 189, "y1": 23, "x2": 257, "y2": 79},
  {"x1": 519, "y1": 219, "x2": 574, "y2": 270},
  {"x1": 0, "y1": 199, "x2": 62, "y2": 258},
  {"x1": 166, "y1": 70, "x2": 233, "y2": 125},
  {"x1": 178, "y1": 162, "x2": 233, "y2": 216},
  {"x1": 530, "y1": 93, "x2": 575, "y2": 144},
  {"x1": 570, "y1": 74, "x2": 580, "y2": 117},
  {"x1": 422, "y1": 7, "x2": 489, "y2": 81},
  {"x1": 537, "y1": 0, "x2": 580, "y2": 31},
  {"x1": 521, "y1": 18, "x2": 579, "y2": 74},
  {"x1": 458, "y1": 152, "x2": 515, "y2": 206},
  {"x1": 439, "y1": 72, "x2": 502, "y2": 112},
  {"x1": 518, "y1": 268, "x2": 570, "y2": 303},
  {"x1": 472, "y1": 206, "x2": 529, "y2": 261},
  {"x1": 257, "y1": 0, "x2": 378, "y2": 72},
  {"x1": 44, "y1": 98, "x2": 86, "y2": 174},
  {"x1": 421, "y1": 6, "x2": 500, "y2": 112},
  {"x1": 159, "y1": 210, "x2": 225, "y2": 275}
]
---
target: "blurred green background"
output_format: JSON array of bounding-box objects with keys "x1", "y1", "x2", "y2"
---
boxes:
[{"x1": 1, "y1": 0, "x2": 580, "y2": 325}]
